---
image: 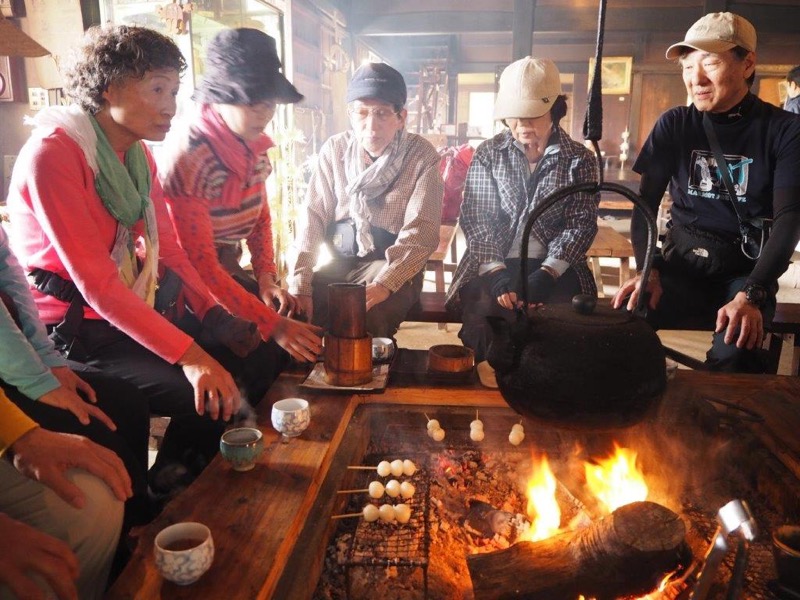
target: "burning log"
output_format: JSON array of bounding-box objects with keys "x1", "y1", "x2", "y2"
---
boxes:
[{"x1": 467, "y1": 501, "x2": 687, "y2": 600}]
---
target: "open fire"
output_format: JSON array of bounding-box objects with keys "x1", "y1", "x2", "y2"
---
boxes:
[{"x1": 314, "y1": 402, "x2": 795, "y2": 600}]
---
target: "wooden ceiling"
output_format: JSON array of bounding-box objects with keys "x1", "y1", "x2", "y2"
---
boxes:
[{"x1": 335, "y1": 0, "x2": 800, "y2": 83}]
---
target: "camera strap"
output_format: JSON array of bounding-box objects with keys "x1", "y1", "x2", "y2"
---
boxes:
[{"x1": 702, "y1": 113, "x2": 768, "y2": 259}]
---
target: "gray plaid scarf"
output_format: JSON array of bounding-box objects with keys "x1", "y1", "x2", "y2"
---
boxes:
[{"x1": 344, "y1": 129, "x2": 410, "y2": 257}]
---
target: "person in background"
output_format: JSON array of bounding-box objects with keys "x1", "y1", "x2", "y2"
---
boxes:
[
  {"x1": 613, "y1": 12, "x2": 800, "y2": 372},
  {"x1": 784, "y1": 65, "x2": 800, "y2": 114},
  {"x1": 288, "y1": 62, "x2": 443, "y2": 338},
  {"x1": 1, "y1": 225, "x2": 150, "y2": 532},
  {"x1": 1, "y1": 388, "x2": 130, "y2": 600},
  {"x1": 161, "y1": 28, "x2": 322, "y2": 365},
  {"x1": 446, "y1": 57, "x2": 599, "y2": 363},
  {"x1": 5, "y1": 25, "x2": 266, "y2": 499}
]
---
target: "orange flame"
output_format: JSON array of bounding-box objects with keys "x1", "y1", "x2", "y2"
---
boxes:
[
  {"x1": 584, "y1": 443, "x2": 648, "y2": 514},
  {"x1": 519, "y1": 455, "x2": 561, "y2": 542}
]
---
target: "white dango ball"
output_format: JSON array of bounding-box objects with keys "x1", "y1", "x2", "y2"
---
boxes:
[
  {"x1": 470, "y1": 419, "x2": 484, "y2": 431},
  {"x1": 390, "y1": 459, "x2": 404, "y2": 477},
  {"x1": 426, "y1": 419, "x2": 440, "y2": 432},
  {"x1": 470, "y1": 428, "x2": 485, "y2": 442},
  {"x1": 385, "y1": 479, "x2": 401, "y2": 498},
  {"x1": 399, "y1": 481, "x2": 416, "y2": 499},
  {"x1": 511, "y1": 423, "x2": 524, "y2": 434},
  {"x1": 376, "y1": 461, "x2": 392, "y2": 477},
  {"x1": 508, "y1": 430, "x2": 525, "y2": 446},
  {"x1": 402, "y1": 459, "x2": 417, "y2": 477},
  {"x1": 368, "y1": 481, "x2": 385, "y2": 499},
  {"x1": 395, "y1": 503, "x2": 412, "y2": 524},
  {"x1": 431, "y1": 428, "x2": 446, "y2": 442},
  {"x1": 378, "y1": 504, "x2": 396, "y2": 522},
  {"x1": 363, "y1": 504, "x2": 380, "y2": 522}
]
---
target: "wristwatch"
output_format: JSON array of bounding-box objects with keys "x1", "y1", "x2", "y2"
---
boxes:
[{"x1": 742, "y1": 283, "x2": 768, "y2": 308}]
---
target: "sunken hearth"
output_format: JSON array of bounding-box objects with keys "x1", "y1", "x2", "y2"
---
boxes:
[{"x1": 311, "y1": 393, "x2": 800, "y2": 600}]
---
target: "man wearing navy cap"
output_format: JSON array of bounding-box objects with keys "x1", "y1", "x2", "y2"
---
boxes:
[{"x1": 289, "y1": 63, "x2": 443, "y2": 338}]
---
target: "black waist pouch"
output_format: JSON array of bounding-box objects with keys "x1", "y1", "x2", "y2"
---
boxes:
[
  {"x1": 661, "y1": 224, "x2": 755, "y2": 278},
  {"x1": 326, "y1": 219, "x2": 398, "y2": 260}
]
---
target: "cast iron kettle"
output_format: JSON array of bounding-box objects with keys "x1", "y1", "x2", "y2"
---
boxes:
[
  {"x1": 486, "y1": 181, "x2": 666, "y2": 430},
  {"x1": 486, "y1": 0, "x2": 665, "y2": 429}
]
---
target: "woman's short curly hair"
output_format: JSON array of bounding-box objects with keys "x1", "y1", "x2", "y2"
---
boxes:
[{"x1": 63, "y1": 25, "x2": 186, "y2": 115}]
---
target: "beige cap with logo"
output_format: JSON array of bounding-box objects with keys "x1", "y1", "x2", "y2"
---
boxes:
[
  {"x1": 494, "y1": 57, "x2": 562, "y2": 120},
  {"x1": 666, "y1": 12, "x2": 756, "y2": 59}
]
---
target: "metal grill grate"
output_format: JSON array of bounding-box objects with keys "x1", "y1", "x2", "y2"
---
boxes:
[{"x1": 344, "y1": 454, "x2": 431, "y2": 599}]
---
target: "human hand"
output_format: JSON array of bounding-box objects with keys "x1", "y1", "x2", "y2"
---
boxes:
[
  {"x1": 260, "y1": 283, "x2": 299, "y2": 317},
  {"x1": 526, "y1": 268, "x2": 557, "y2": 304},
  {"x1": 612, "y1": 269, "x2": 663, "y2": 312},
  {"x1": 178, "y1": 342, "x2": 241, "y2": 420},
  {"x1": 202, "y1": 306, "x2": 260, "y2": 358},
  {"x1": 365, "y1": 282, "x2": 391, "y2": 311},
  {"x1": 715, "y1": 292, "x2": 764, "y2": 349},
  {"x1": 11, "y1": 427, "x2": 132, "y2": 508},
  {"x1": 271, "y1": 316, "x2": 324, "y2": 362},
  {"x1": 0, "y1": 513, "x2": 79, "y2": 600},
  {"x1": 481, "y1": 268, "x2": 518, "y2": 310},
  {"x1": 295, "y1": 295, "x2": 314, "y2": 324},
  {"x1": 50, "y1": 367, "x2": 96, "y2": 404},
  {"x1": 38, "y1": 386, "x2": 116, "y2": 431}
]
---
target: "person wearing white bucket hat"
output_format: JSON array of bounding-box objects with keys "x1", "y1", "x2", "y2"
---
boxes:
[
  {"x1": 613, "y1": 12, "x2": 800, "y2": 373},
  {"x1": 446, "y1": 56, "x2": 599, "y2": 363}
]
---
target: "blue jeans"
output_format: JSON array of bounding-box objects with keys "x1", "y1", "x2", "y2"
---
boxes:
[{"x1": 647, "y1": 259, "x2": 776, "y2": 373}]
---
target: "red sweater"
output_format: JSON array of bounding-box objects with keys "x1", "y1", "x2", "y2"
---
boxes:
[
  {"x1": 6, "y1": 126, "x2": 217, "y2": 363},
  {"x1": 162, "y1": 127, "x2": 280, "y2": 341}
]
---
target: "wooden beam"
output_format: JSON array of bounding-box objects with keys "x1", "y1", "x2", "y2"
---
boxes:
[
  {"x1": 353, "y1": 11, "x2": 514, "y2": 36},
  {"x1": 511, "y1": 0, "x2": 535, "y2": 60}
]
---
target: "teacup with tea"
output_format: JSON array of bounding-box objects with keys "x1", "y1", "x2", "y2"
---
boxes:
[{"x1": 154, "y1": 522, "x2": 214, "y2": 585}]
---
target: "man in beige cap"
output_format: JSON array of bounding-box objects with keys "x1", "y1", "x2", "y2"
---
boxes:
[
  {"x1": 613, "y1": 12, "x2": 800, "y2": 373},
  {"x1": 446, "y1": 56, "x2": 599, "y2": 362}
]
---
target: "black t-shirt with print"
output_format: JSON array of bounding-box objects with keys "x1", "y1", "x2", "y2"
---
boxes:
[{"x1": 634, "y1": 93, "x2": 800, "y2": 237}]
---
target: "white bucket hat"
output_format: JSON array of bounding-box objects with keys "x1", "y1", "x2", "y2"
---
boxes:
[
  {"x1": 494, "y1": 57, "x2": 562, "y2": 121},
  {"x1": 666, "y1": 12, "x2": 756, "y2": 60}
]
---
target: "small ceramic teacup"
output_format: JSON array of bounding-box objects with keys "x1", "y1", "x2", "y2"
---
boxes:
[
  {"x1": 219, "y1": 427, "x2": 264, "y2": 472},
  {"x1": 271, "y1": 398, "x2": 310, "y2": 441},
  {"x1": 372, "y1": 337, "x2": 394, "y2": 362},
  {"x1": 154, "y1": 522, "x2": 214, "y2": 585}
]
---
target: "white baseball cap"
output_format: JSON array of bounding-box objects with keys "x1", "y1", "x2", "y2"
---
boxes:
[
  {"x1": 666, "y1": 12, "x2": 756, "y2": 60},
  {"x1": 494, "y1": 57, "x2": 562, "y2": 120}
]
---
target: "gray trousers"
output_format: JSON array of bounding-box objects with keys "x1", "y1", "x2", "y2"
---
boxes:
[
  {"x1": 0, "y1": 461, "x2": 123, "y2": 600},
  {"x1": 310, "y1": 258, "x2": 424, "y2": 338}
]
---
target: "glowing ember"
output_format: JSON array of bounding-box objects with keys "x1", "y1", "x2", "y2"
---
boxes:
[
  {"x1": 519, "y1": 455, "x2": 561, "y2": 542},
  {"x1": 584, "y1": 443, "x2": 648, "y2": 514}
]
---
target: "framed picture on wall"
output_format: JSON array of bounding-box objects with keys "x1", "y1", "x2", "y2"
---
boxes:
[{"x1": 588, "y1": 56, "x2": 633, "y2": 95}]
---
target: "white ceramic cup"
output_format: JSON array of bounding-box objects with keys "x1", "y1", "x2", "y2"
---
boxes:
[
  {"x1": 372, "y1": 337, "x2": 394, "y2": 361},
  {"x1": 271, "y1": 398, "x2": 310, "y2": 441},
  {"x1": 154, "y1": 522, "x2": 214, "y2": 585}
]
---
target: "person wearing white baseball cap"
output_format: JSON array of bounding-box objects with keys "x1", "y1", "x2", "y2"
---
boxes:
[
  {"x1": 613, "y1": 12, "x2": 800, "y2": 373},
  {"x1": 446, "y1": 56, "x2": 599, "y2": 363}
]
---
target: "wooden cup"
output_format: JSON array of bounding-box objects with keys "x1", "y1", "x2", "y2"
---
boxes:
[{"x1": 323, "y1": 334, "x2": 373, "y2": 386}]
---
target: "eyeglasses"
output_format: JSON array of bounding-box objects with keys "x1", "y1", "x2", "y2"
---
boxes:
[{"x1": 347, "y1": 106, "x2": 399, "y2": 122}]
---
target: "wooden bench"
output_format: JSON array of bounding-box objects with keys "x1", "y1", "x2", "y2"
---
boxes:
[
  {"x1": 587, "y1": 220, "x2": 634, "y2": 295},
  {"x1": 423, "y1": 223, "x2": 459, "y2": 294}
]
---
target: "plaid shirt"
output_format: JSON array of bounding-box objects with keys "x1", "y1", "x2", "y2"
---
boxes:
[
  {"x1": 289, "y1": 131, "x2": 443, "y2": 295},
  {"x1": 446, "y1": 127, "x2": 599, "y2": 310}
]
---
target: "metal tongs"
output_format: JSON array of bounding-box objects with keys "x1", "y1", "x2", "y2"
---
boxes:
[{"x1": 690, "y1": 499, "x2": 758, "y2": 600}]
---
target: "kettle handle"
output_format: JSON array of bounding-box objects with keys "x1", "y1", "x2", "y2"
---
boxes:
[{"x1": 519, "y1": 180, "x2": 658, "y2": 317}]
